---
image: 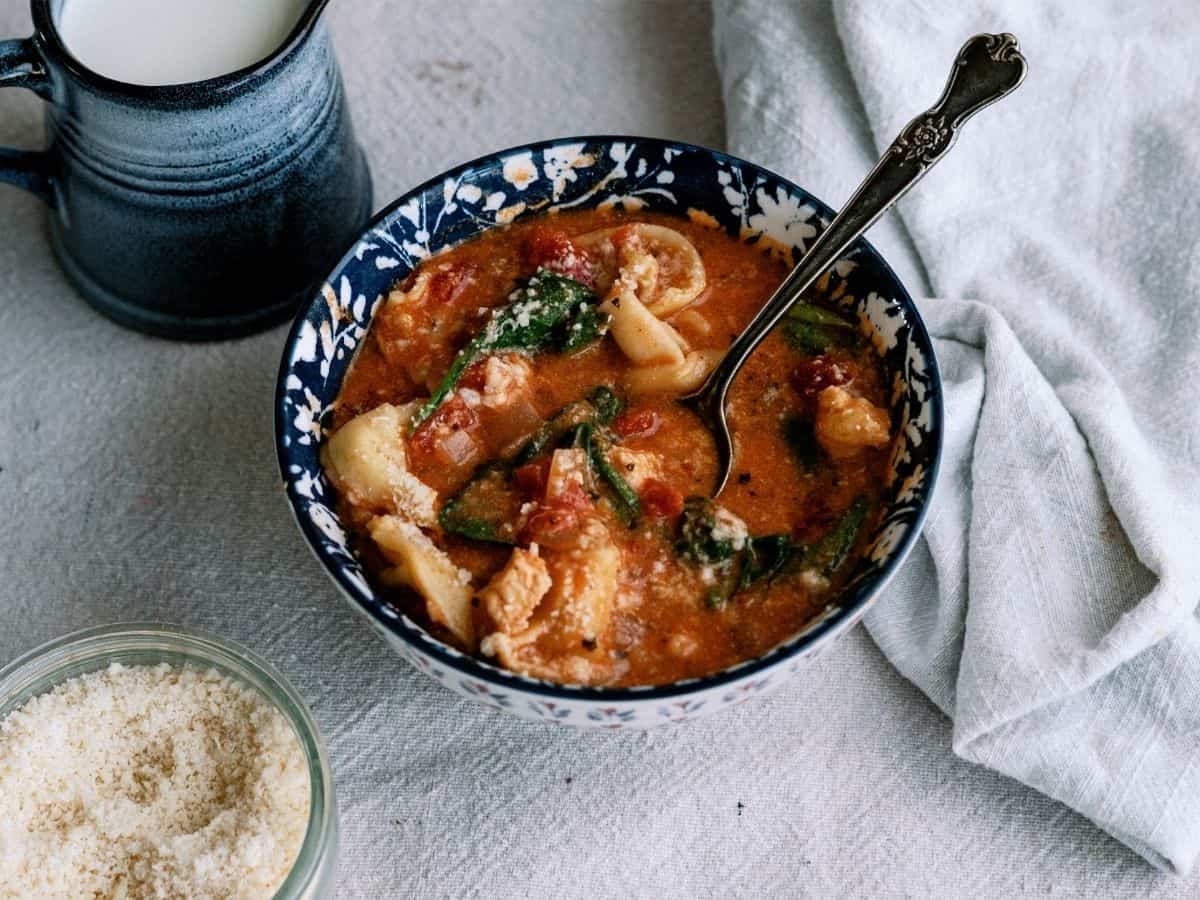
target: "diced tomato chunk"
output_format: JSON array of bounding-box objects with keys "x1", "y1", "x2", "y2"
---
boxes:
[
  {"x1": 513, "y1": 459, "x2": 551, "y2": 497},
  {"x1": 521, "y1": 504, "x2": 581, "y2": 547},
  {"x1": 551, "y1": 480, "x2": 592, "y2": 512},
  {"x1": 426, "y1": 262, "x2": 479, "y2": 305},
  {"x1": 409, "y1": 431, "x2": 435, "y2": 461},
  {"x1": 523, "y1": 226, "x2": 596, "y2": 287},
  {"x1": 612, "y1": 408, "x2": 662, "y2": 440},
  {"x1": 459, "y1": 359, "x2": 488, "y2": 391},
  {"x1": 639, "y1": 478, "x2": 684, "y2": 520},
  {"x1": 410, "y1": 395, "x2": 479, "y2": 457},
  {"x1": 433, "y1": 395, "x2": 478, "y2": 431},
  {"x1": 519, "y1": 479, "x2": 593, "y2": 547},
  {"x1": 791, "y1": 356, "x2": 853, "y2": 405}
]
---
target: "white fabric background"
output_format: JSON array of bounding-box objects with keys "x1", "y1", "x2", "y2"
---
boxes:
[
  {"x1": 0, "y1": 1, "x2": 1195, "y2": 896},
  {"x1": 714, "y1": 0, "x2": 1200, "y2": 875}
]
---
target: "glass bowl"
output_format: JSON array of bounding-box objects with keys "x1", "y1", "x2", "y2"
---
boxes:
[{"x1": 0, "y1": 623, "x2": 338, "y2": 898}]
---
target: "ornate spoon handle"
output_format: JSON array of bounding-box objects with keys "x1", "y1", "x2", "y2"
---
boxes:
[{"x1": 688, "y1": 32, "x2": 1027, "y2": 495}]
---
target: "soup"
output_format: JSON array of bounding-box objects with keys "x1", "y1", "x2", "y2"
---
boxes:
[{"x1": 322, "y1": 209, "x2": 893, "y2": 686}]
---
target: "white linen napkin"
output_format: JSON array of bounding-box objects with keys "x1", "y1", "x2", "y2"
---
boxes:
[{"x1": 713, "y1": 0, "x2": 1200, "y2": 873}]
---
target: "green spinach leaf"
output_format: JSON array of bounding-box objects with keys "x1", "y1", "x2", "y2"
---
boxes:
[
  {"x1": 570, "y1": 423, "x2": 641, "y2": 525},
  {"x1": 559, "y1": 306, "x2": 610, "y2": 354},
  {"x1": 782, "y1": 415, "x2": 820, "y2": 472},
  {"x1": 803, "y1": 497, "x2": 869, "y2": 576},
  {"x1": 438, "y1": 463, "x2": 523, "y2": 545},
  {"x1": 675, "y1": 497, "x2": 740, "y2": 565},
  {"x1": 515, "y1": 387, "x2": 626, "y2": 466},
  {"x1": 782, "y1": 300, "x2": 856, "y2": 356},
  {"x1": 739, "y1": 534, "x2": 794, "y2": 589},
  {"x1": 412, "y1": 271, "x2": 599, "y2": 429},
  {"x1": 677, "y1": 498, "x2": 795, "y2": 608},
  {"x1": 586, "y1": 386, "x2": 624, "y2": 425}
]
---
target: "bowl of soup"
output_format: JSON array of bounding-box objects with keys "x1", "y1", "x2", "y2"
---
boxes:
[{"x1": 275, "y1": 136, "x2": 942, "y2": 727}]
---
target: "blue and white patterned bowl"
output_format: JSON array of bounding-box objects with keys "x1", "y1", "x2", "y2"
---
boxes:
[{"x1": 275, "y1": 136, "x2": 942, "y2": 729}]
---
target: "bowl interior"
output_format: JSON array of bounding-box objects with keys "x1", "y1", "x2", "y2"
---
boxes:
[{"x1": 276, "y1": 136, "x2": 942, "y2": 700}]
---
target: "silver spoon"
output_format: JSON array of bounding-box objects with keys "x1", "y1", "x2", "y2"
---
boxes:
[{"x1": 684, "y1": 32, "x2": 1027, "y2": 496}]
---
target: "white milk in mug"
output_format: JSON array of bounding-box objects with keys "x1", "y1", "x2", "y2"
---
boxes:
[{"x1": 57, "y1": 0, "x2": 307, "y2": 86}]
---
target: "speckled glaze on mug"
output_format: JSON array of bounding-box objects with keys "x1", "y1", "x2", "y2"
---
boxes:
[{"x1": 0, "y1": 0, "x2": 372, "y2": 339}]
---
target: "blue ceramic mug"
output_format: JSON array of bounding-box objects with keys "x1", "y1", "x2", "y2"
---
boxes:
[{"x1": 0, "y1": 0, "x2": 372, "y2": 339}]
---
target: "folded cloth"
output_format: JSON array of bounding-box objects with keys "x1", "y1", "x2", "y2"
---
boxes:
[{"x1": 713, "y1": 0, "x2": 1200, "y2": 873}]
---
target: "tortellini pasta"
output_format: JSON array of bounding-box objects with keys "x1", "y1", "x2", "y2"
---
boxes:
[
  {"x1": 576, "y1": 223, "x2": 707, "y2": 317},
  {"x1": 574, "y1": 223, "x2": 722, "y2": 393},
  {"x1": 600, "y1": 291, "x2": 687, "y2": 368},
  {"x1": 370, "y1": 514, "x2": 475, "y2": 647},
  {"x1": 320, "y1": 402, "x2": 438, "y2": 526},
  {"x1": 625, "y1": 349, "x2": 723, "y2": 396}
]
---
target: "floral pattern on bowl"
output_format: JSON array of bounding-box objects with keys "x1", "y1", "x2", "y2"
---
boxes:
[{"x1": 275, "y1": 136, "x2": 943, "y2": 729}]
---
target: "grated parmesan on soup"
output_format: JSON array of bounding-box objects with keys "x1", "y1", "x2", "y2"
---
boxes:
[
  {"x1": 0, "y1": 662, "x2": 310, "y2": 899},
  {"x1": 709, "y1": 506, "x2": 750, "y2": 551}
]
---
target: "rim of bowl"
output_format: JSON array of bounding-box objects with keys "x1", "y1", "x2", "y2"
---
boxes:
[
  {"x1": 0, "y1": 622, "x2": 336, "y2": 898},
  {"x1": 275, "y1": 134, "x2": 944, "y2": 704}
]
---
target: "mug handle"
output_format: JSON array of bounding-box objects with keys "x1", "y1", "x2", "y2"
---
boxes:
[{"x1": 0, "y1": 37, "x2": 53, "y2": 198}]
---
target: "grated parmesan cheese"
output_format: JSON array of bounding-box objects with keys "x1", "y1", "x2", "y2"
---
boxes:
[
  {"x1": 0, "y1": 663, "x2": 310, "y2": 899},
  {"x1": 710, "y1": 506, "x2": 750, "y2": 551}
]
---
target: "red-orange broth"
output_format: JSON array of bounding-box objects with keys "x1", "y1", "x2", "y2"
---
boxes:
[{"x1": 324, "y1": 208, "x2": 893, "y2": 686}]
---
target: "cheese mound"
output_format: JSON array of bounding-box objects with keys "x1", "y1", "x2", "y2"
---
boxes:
[{"x1": 0, "y1": 662, "x2": 310, "y2": 899}]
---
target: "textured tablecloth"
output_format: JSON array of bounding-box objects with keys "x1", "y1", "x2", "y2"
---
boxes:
[
  {"x1": 0, "y1": 1, "x2": 1195, "y2": 897},
  {"x1": 715, "y1": 0, "x2": 1200, "y2": 876}
]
